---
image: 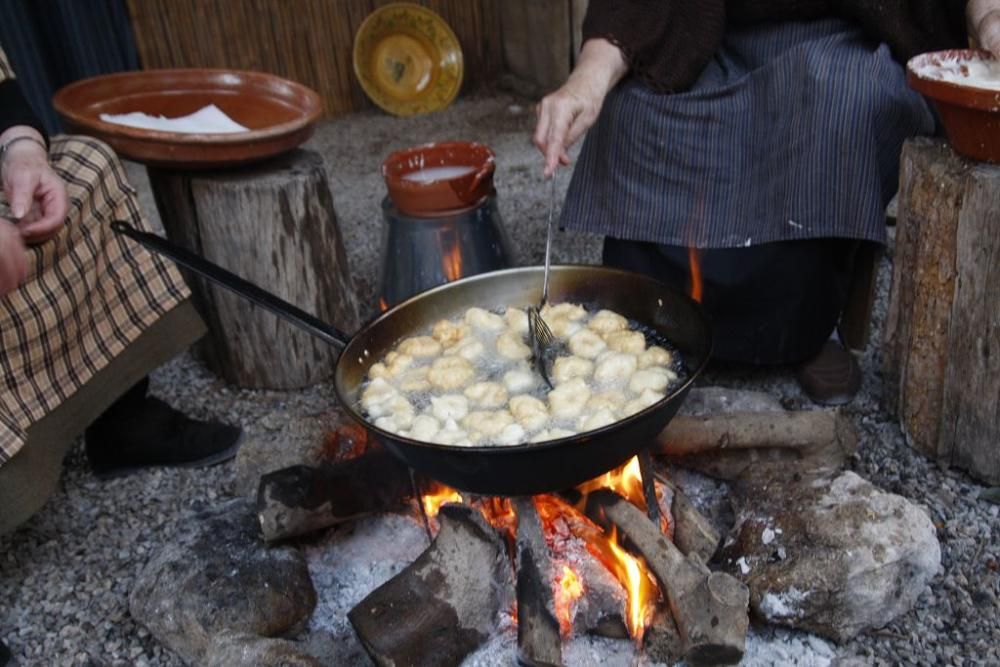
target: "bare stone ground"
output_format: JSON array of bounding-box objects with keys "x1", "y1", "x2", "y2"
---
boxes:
[{"x1": 0, "y1": 91, "x2": 997, "y2": 666}]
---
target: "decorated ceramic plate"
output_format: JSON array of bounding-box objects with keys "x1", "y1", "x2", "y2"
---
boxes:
[{"x1": 353, "y1": 3, "x2": 464, "y2": 116}]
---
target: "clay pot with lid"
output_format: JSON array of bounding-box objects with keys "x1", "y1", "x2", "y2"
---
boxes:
[{"x1": 382, "y1": 141, "x2": 495, "y2": 216}]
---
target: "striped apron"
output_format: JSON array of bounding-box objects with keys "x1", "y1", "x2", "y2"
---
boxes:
[
  {"x1": 0, "y1": 49, "x2": 191, "y2": 468},
  {"x1": 561, "y1": 18, "x2": 936, "y2": 249}
]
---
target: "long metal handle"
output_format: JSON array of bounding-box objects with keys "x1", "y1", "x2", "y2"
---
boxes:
[
  {"x1": 540, "y1": 174, "x2": 556, "y2": 305},
  {"x1": 111, "y1": 220, "x2": 350, "y2": 349}
]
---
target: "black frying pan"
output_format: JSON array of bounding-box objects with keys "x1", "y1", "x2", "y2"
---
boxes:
[{"x1": 113, "y1": 221, "x2": 712, "y2": 496}]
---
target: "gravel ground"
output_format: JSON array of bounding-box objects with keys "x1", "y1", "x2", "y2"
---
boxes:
[{"x1": 1, "y1": 91, "x2": 998, "y2": 666}]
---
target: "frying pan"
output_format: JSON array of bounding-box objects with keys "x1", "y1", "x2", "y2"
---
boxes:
[{"x1": 113, "y1": 221, "x2": 712, "y2": 496}]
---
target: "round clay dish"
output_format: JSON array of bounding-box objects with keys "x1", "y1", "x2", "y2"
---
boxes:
[{"x1": 382, "y1": 141, "x2": 495, "y2": 217}]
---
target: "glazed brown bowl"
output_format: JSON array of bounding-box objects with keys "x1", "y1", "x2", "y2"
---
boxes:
[
  {"x1": 908, "y1": 49, "x2": 1000, "y2": 163},
  {"x1": 53, "y1": 69, "x2": 322, "y2": 169},
  {"x1": 382, "y1": 141, "x2": 495, "y2": 217}
]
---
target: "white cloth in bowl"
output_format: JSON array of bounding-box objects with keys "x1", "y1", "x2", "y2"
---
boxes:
[{"x1": 99, "y1": 104, "x2": 249, "y2": 134}]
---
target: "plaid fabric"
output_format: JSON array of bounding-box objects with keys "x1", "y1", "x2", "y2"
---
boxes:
[
  {"x1": 0, "y1": 46, "x2": 12, "y2": 80},
  {"x1": 0, "y1": 135, "x2": 191, "y2": 466}
]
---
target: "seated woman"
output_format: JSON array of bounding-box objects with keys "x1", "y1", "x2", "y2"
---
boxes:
[
  {"x1": 0, "y1": 46, "x2": 241, "y2": 536},
  {"x1": 534, "y1": 0, "x2": 1000, "y2": 405}
]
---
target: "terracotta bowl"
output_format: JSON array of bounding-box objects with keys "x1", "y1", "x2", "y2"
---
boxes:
[
  {"x1": 53, "y1": 69, "x2": 322, "y2": 169},
  {"x1": 382, "y1": 141, "x2": 495, "y2": 217},
  {"x1": 908, "y1": 49, "x2": 1000, "y2": 163}
]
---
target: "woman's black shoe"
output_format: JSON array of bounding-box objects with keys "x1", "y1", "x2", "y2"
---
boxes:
[{"x1": 84, "y1": 396, "x2": 243, "y2": 478}]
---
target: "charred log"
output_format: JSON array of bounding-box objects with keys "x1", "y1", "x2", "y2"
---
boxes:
[
  {"x1": 655, "y1": 410, "x2": 858, "y2": 479},
  {"x1": 257, "y1": 449, "x2": 414, "y2": 543},
  {"x1": 513, "y1": 497, "x2": 563, "y2": 667},
  {"x1": 656, "y1": 476, "x2": 721, "y2": 563},
  {"x1": 349, "y1": 504, "x2": 513, "y2": 667},
  {"x1": 590, "y1": 489, "x2": 749, "y2": 666}
]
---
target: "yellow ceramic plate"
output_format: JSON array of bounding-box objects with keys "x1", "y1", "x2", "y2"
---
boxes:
[{"x1": 353, "y1": 3, "x2": 464, "y2": 116}]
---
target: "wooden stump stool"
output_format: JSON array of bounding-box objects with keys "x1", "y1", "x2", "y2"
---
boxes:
[
  {"x1": 884, "y1": 137, "x2": 1000, "y2": 485},
  {"x1": 148, "y1": 149, "x2": 360, "y2": 389}
]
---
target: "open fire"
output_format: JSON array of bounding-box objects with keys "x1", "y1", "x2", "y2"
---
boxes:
[{"x1": 418, "y1": 456, "x2": 666, "y2": 644}]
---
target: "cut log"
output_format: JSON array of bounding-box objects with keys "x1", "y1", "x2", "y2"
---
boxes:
[
  {"x1": 513, "y1": 497, "x2": 563, "y2": 667},
  {"x1": 349, "y1": 504, "x2": 513, "y2": 667},
  {"x1": 655, "y1": 410, "x2": 858, "y2": 480},
  {"x1": 148, "y1": 149, "x2": 360, "y2": 389},
  {"x1": 656, "y1": 476, "x2": 720, "y2": 564},
  {"x1": 643, "y1": 608, "x2": 684, "y2": 666},
  {"x1": 256, "y1": 449, "x2": 414, "y2": 543},
  {"x1": 590, "y1": 489, "x2": 749, "y2": 666},
  {"x1": 884, "y1": 137, "x2": 1000, "y2": 485}
]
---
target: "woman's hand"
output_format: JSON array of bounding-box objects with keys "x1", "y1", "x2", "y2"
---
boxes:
[
  {"x1": 1, "y1": 126, "x2": 68, "y2": 245},
  {"x1": 533, "y1": 38, "x2": 629, "y2": 177},
  {"x1": 0, "y1": 219, "x2": 28, "y2": 296},
  {"x1": 968, "y1": 0, "x2": 1000, "y2": 57}
]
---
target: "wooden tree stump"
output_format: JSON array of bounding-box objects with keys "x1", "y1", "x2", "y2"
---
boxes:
[
  {"x1": 884, "y1": 137, "x2": 1000, "y2": 485},
  {"x1": 148, "y1": 149, "x2": 360, "y2": 389}
]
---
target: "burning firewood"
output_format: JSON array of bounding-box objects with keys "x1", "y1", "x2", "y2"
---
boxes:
[
  {"x1": 656, "y1": 476, "x2": 721, "y2": 563},
  {"x1": 655, "y1": 409, "x2": 858, "y2": 480},
  {"x1": 256, "y1": 448, "x2": 414, "y2": 543},
  {"x1": 589, "y1": 489, "x2": 750, "y2": 666},
  {"x1": 348, "y1": 504, "x2": 514, "y2": 667},
  {"x1": 513, "y1": 497, "x2": 564, "y2": 667}
]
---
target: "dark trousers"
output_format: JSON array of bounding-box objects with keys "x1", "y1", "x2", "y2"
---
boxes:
[{"x1": 603, "y1": 237, "x2": 863, "y2": 365}]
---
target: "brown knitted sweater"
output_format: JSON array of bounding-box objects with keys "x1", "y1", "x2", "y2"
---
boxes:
[{"x1": 583, "y1": 0, "x2": 968, "y2": 92}]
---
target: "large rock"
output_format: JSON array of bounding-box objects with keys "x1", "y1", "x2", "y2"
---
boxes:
[
  {"x1": 130, "y1": 499, "x2": 317, "y2": 665},
  {"x1": 718, "y1": 469, "x2": 940, "y2": 642}
]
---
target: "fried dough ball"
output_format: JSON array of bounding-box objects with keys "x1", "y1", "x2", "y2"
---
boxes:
[
  {"x1": 529, "y1": 427, "x2": 577, "y2": 443},
  {"x1": 444, "y1": 336, "x2": 486, "y2": 362},
  {"x1": 594, "y1": 352, "x2": 638, "y2": 385},
  {"x1": 375, "y1": 415, "x2": 407, "y2": 435},
  {"x1": 628, "y1": 367, "x2": 674, "y2": 395},
  {"x1": 552, "y1": 355, "x2": 594, "y2": 384},
  {"x1": 496, "y1": 330, "x2": 531, "y2": 360},
  {"x1": 603, "y1": 329, "x2": 646, "y2": 355},
  {"x1": 431, "y1": 424, "x2": 472, "y2": 446},
  {"x1": 369, "y1": 351, "x2": 414, "y2": 380},
  {"x1": 371, "y1": 394, "x2": 414, "y2": 431},
  {"x1": 408, "y1": 414, "x2": 441, "y2": 441},
  {"x1": 361, "y1": 378, "x2": 401, "y2": 417},
  {"x1": 430, "y1": 394, "x2": 469, "y2": 422},
  {"x1": 397, "y1": 335, "x2": 443, "y2": 358},
  {"x1": 504, "y1": 307, "x2": 529, "y2": 334},
  {"x1": 428, "y1": 355, "x2": 475, "y2": 390},
  {"x1": 638, "y1": 345, "x2": 673, "y2": 369},
  {"x1": 431, "y1": 320, "x2": 469, "y2": 347},
  {"x1": 464, "y1": 307, "x2": 505, "y2": 332},
  {"x1": 464, "y1": 381, "x2": 509, "y2": 409},
  {"x1": 623, "y1": 389, "x2": 665, "y2": 416},
  {"x1": 579, "y1": 408, "x2": 617, "y2": 432},
  {"x1": 548, "y1": 377, "x2": 591, "y2": 418},
  {"x1": 541, "y1": 302, "x2": 587, "y2": 321},
  {"x1": 395, "y1": 366, "x2": 431, "y2": 393},
  {"x1": 496, "y1": 423, "x2": 527, "y2": 446},
  {"x1": 568, "y1": 329, "x2": 607, "y2": 359},
  {"x1": 546, "y1": 315, "x2": 582, "y2": 339},
  {"x1": 587, "y1": 309, "x2": 629, "y2": 335},
  {"x1": 587, "y1": 390, "x2": 626, "y2": 413},
  {"x1": 503, "y1": 367, "x2": 537, "y2": 394},
  {"x1": 509, "y1": 394, "x2": 549, "y2": 431},
  {"x1": 462, "y1": 410, "x2": 515, "y2": 438}
]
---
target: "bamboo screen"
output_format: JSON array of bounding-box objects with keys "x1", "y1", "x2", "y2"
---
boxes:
[{"x1": 126, "y1": 0, "x2": 504, "y2": 117}]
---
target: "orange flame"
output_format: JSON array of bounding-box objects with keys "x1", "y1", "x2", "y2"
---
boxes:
[
  {"x1": 576, "y1": 456, "x2": 646, "y2": 512},
  {"x1": 688, "y1": 246, "x2": 703, "y2": 303},
  {"x1": 421, "y1": 484, "x2": 463, "y2": 519},
  {"x1": 554, "y1": 565, "x2": 584, "y2": 637},
  {"x1": 378, "y1": 297, "x2": 389, "y2": 313},
  {"x1": 535, "y1": 494, "x2": 660, "y2": 642},
  {"x1": 478, "y1": 497, "x2": 517, "y2": 539},
  {"x1": 442, "y1": 241, "x2": 463, "y2": 282}
]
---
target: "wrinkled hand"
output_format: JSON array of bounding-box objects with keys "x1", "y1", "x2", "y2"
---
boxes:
[
  {"x1": 1, "y1": 128, "x2": 68, "y2": 245},
  {"x1": 968, "y1": 0, "x2": 1000, "y2": 57},
  {"x1": 533, "y1": 39, "x2": 629, "y2": 178},
  {"x1": 0, "y1": 219, "x2": 28, "y2": 296}
]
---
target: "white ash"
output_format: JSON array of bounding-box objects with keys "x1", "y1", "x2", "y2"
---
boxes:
[
  {"x1": 739, "y1": 626, "x2": 838, "y2": 667},
  {"x1": 737, "y1": 556, "x2": 752, "y2": 575},
  {"x1": 760, "y1": 588, "x2": 809, "y2": 622}
]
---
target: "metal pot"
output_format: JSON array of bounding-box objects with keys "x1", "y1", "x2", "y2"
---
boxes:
[{"x1": 114, "y1": 221, "x2": 712, "y2": 496}]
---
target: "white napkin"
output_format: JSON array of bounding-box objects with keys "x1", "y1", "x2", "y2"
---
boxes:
[{"x1": 99, "y1": 104, "x2": 250, "y2": 133}]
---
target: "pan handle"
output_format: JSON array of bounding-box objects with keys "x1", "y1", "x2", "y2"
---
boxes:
[{"x1": 112, "y1": 220, "x2": 350, "y2": 349}]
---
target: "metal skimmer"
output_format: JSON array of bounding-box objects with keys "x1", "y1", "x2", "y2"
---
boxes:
[{"x1": 526, "y1": 175, "x2": 560, "y2": 388}]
